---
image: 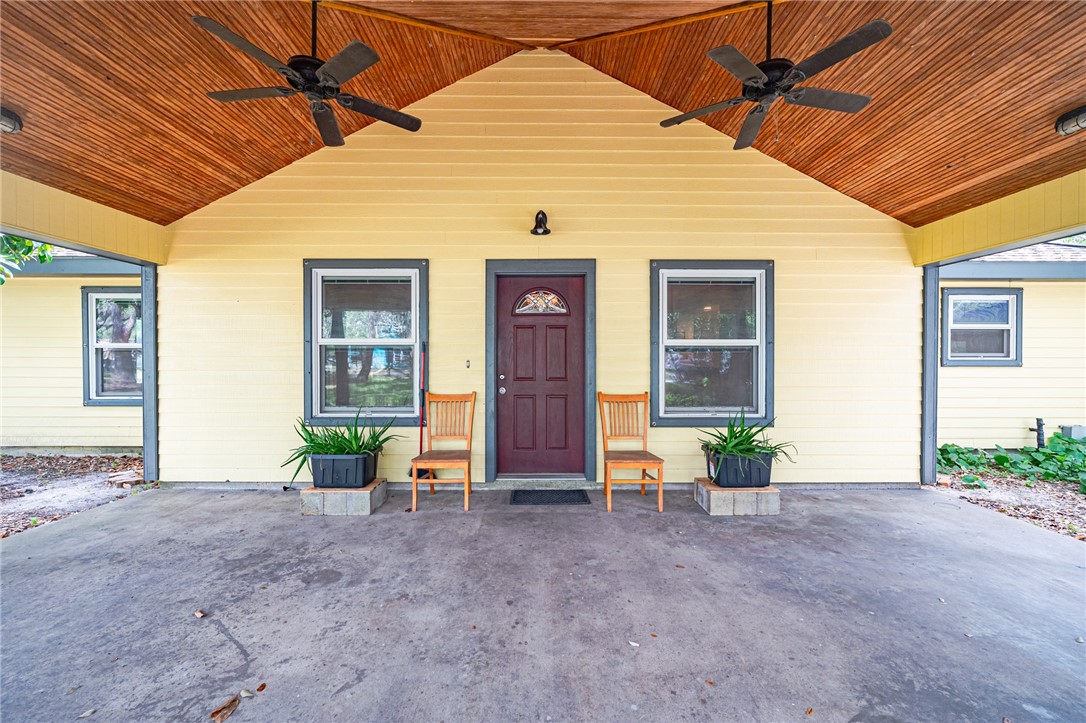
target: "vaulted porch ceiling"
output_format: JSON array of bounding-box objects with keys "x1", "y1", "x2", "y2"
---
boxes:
[{"x1": 1, "y1": 0, "x2": 1084, "y2": 228}]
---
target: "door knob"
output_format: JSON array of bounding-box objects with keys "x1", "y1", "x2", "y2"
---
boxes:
[{"x1": 498, "y1": 387, "x2": 507, "y2": 395}]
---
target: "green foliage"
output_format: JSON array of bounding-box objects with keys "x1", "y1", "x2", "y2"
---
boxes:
[
  {"x1": 1, "y1": 234, "x2": 52, "y2": 284},
  {"x1": 937, "y1": 434, "x2": 1086, "y2": 491},
  {"x1": 698, "y1": 411, "x2": 796, "y2": 464},
  {"x1": 282, "y1": 408, "x2": 402, "y2": 481},
  {"x1": 961, "y1": 474, "x2": 986, "y2": 490}
]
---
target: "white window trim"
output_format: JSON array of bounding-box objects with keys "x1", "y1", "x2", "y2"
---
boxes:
[
  {"x1": 87, "y1": 291, "x2": 142, "y2": 402},
  {"x1": 310, "y1": 267, "x2": 421, "y2": 419},
  {"x1": 657, "y1": 268, "x2": 767, "y2": 420},
  {"x1": 947, "y1": 293, "x2": 1018, "y2": 361}
]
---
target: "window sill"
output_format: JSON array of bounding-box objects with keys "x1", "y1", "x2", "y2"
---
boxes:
[{"x1": 85, "y1": 398, "x2": 142, "y2": 407}]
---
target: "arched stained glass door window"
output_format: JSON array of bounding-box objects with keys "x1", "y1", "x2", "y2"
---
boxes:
[{"x1": 514, "y1": 289, "x2": 569, "y2": 315}]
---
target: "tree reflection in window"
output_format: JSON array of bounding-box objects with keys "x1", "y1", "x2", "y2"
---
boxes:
[{"x1": 514, "y1": 289, "x2": 568, "y2": 314}]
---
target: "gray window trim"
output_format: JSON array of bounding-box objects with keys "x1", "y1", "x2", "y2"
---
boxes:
[
  {"x1": 485, "y1": 259, "x2": 597, "y2": 483},
  {"x1": 141, "y1": 266, "x2": 159, "y2": 481},
  {"x1": 940, "y1": 287, "x2": 1023, "y2": 367},
  {"x1": 302, "y1": 259, "x2": 428, "y2": 427},
  {"x1": 16, "y1": 257, "x2": 141, "y2": 276},
  {"x1": 650, "y1": 260, "x2": 775, "y2": 428},
  {"x1": 921, "y1": 265, "x2": 939, "y2": 485},
  {"x1": 940, "y1": 260, "x2": 1086, "y2": 280},
  {"x1": 81, "y1": 285, "x2": 143, "y2": 407}
]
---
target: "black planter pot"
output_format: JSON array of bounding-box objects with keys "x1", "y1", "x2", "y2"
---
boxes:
[
  {"x1": 703, "y1": 447, "x2": 774, "y2": 488},
  {"x1": 310, "y1": 451, "x2": 379, "y2": 488}
]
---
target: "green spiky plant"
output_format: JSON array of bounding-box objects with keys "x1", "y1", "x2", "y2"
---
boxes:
[
  {"x1": 698, "y1": 411, "x2": 796, "y2": 467},
  {"x1": 282, "y1": 407, "x2": 402, "y2": 484}
]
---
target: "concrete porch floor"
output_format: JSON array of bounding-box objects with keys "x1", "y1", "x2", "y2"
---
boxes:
[{"x1": 1, "y1": 487, "x2": 1083, "y2": 721}]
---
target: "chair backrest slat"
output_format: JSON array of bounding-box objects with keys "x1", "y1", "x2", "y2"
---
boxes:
[
  {"x1": 597, "y1": 392, "x2": 649, "y2": 451},
  {"x1": 426, "y1": 392, "x2": 477, "y2": 451}
]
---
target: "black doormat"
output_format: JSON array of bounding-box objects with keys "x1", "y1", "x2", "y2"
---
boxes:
[{"x1": 510, "y1": 489, "x2": 591, "y2": 506}]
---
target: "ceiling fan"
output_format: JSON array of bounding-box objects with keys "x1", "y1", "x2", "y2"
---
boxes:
[
  {"x1": 661, "y1": 0, "x2": 892, "y2": 149},
  {"x1": 192, "y1": 0, "x2": 421, "y2": 147}
]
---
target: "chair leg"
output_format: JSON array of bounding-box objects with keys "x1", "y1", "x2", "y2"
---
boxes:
[
  {"x1": 605, "y1": 466, "x2": 612, "y2": 512},
  {"x1": 657, "y1": 466, "x2": 664, "y2": 513},
  {"x1": 464, "y1": 465, "x2": 471, "y2": 512},
  {"x1": 411, "y1": 464, "x2": 419, "y2": 512},
  {"x1": 640, "y1": 469, "x2": 646, "y2": 495},
  {"x1": 430, "y1": 478, "x2": 435, "y2": 495}
]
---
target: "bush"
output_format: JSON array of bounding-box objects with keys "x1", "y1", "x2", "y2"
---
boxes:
[{"x1": 937, "y1": 433, "x2": 1086, "y2": 493}]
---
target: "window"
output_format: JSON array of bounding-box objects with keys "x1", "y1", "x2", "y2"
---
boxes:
[
  {"x1": 82, "y1": 287, "x2": 142, "y2": 406},
  {"x1": 650, "y1": 261, "x2": 774, "y2": 426},
  {"x1": 304, "y1": 260, "x2": 427, "y2": 425},
  {"x1": 941, "y1": 288, "x2": 1023, "y2": 366}
]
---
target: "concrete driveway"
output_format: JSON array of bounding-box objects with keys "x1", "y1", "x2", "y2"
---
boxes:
[{"x1": 2, "y1": 487, "x2": 1083, "y2": 722}]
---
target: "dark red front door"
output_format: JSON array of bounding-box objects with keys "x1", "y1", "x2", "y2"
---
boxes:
[{"x1": 496, "y1": 276, "x2": 586, "y2": 475}]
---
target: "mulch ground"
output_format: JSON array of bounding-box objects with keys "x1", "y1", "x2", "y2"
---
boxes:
[
  {"x1": 939, "y1": 471, "x2": 1086, "y2": 541},
  {"x1": 1, "y1": 455, "x2": 146, "y2": 538}
]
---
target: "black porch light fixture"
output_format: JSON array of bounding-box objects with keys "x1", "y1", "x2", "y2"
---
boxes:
[
  {"x1": 530, "y1": 210, "x2": 551, "y2": 235},
  {"x1": 0, "y1": 106, "x2": 23, "y2": 134},
  {"x1": 1054, "y1": 104, "x2": 1086, "y2": 137}
]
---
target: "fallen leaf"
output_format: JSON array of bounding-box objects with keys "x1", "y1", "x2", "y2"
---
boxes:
[
  {"x1": 78, "y1": 710, "x2": 95, "y2": 719},
  {"x1": 706, "y1": 680, "x2": 714, "y2": 686},
  {"x1": 472, "y1": 625, "x2": 477, "y2": 630},
  {"x1": 938, "y1": 598, "x2": 945, "y2": 603},
  {"x1": 404, "y1": 508, "x2": 412, "y2": 513},
  {"x1": 194, "y1": 610, "x2": 206, "y2": 618},
  {"x1": 257, "y1": 683, "x2": 266, "y2": 693},
  {"x1": 675, "y1": 564, "x2": 685, "y2": 569},
  {"x1": 806, "y1": 708, "x2": 814, "y2": 716},
  {"x1": 1076, "y1": 637, "x2": 1084, "y2": 644},
  {"x1": 628, "y1": 641, "x2": 639, "y2": 647},
  {"x1": 210, "y1": 694, "x2": 239, "y2": 722},
  {"x1": 964, "y1": 633, "x2": 973, "y2": 638},
  {"x1": 239, "y1": 690, "x2": 254, "y2": 698},
  {"x1": 650, "y1": 633, "x2": 658, "y2": 638}
]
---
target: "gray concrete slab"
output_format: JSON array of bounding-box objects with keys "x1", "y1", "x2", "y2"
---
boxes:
[{"x1": 2, "y1": 488, "x2": 1083, "y2": 722}]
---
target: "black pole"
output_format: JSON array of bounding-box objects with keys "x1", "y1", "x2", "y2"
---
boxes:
[
  {"x1": 311, "y1": 0, "x2": 318, "y2": 58},
  {"x1": 766, "y1": 1, "x2": 773, "y2": 60}
]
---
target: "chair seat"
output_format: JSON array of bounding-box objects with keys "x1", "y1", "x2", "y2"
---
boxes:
[
  {"x1": 412, "y1": 449, "x2": 471, "y2": 466},
  {"x1": 603, "y1": 450, "x2": 664, "y2": 465}
]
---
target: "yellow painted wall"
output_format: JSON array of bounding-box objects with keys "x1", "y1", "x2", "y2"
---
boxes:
[
  {"x1": 1, "y1": 276, "x2": 143, "y2": 449},
  {"x1": 910, "y1": 170, "x2": 1086, "y2": 267},
  {"x1": 161, "y1": 50, "x2": 920, "y2": 485},
  {"x1": 938, "y1": 279, "x2": 1086, "y2": 448},
  {"x1": 0, "y1": 171, "x2": 170, "y2": 264}
]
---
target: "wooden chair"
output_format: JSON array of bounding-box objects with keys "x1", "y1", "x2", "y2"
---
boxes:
[
  {"x1": 411, "y1": 392, "x2": 476, "y2": 512},
  {"x1": 597, "y1": 392, "x2": 665, "y2": 512}
]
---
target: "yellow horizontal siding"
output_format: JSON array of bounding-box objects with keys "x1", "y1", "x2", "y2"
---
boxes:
[
  {"x1": 0, "y1": 277, "x2": 143, "y2": 448},
  {"x1": 938, "y1": 280, "x2": 1086, "y2": 448},
  {"x1": 910, "y1": 169, "x2": 1086, "y2": 266},
  {"x1": 160, "y1": 50, "x2": 919, "y2": 485},
  {"x1": 0, "y1": 171, "x2": 170, "y2": 263}
]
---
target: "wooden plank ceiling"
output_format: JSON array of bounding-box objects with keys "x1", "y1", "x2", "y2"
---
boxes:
[
  {"x1": 1, "y1": 1, "x2": 1084, "y2": 228},
  {"x1": 0, "y1": 1, "x2": 521, "y2": 225}
]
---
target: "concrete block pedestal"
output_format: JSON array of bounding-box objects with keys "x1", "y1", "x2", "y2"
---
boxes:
[
  {"x1": 695, "y1": 477, "x2": 780, "y2": 516},
  {"x1": 300, "y1": 478, "x2": 387, "y2": 516}
]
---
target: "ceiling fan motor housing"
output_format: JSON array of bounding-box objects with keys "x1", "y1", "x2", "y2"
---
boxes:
[
  {"x1": 744, "y1": 58, "x2": 797, "y2": 100},
  {"x1": 285, "y1": 55, "x2": 339, "y2": 100}
]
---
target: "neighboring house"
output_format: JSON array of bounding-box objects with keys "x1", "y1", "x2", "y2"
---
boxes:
[
  {"x1": 937, "y1": 240, "x2": 1086, "y2": 449},
  {"x1": 0, "y1": 1, "x2": 1083, "y2": 488},
  {"x1": 0, "y1": 248, "x2": 144, "y2": 452}
]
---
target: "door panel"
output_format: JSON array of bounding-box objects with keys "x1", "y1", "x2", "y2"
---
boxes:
[{"x1": 496, "y1": 276, "x2": 585, "y2": 475}]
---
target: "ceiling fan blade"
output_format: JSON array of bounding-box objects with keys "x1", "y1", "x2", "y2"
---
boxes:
[
  {"x1": 707, "y1": 45, "x2": 768, "y2": 87},
  {"x1": 318, "y1": 41, "x2": 380, "y2": 87},
  {"x1": 310, "y1": 101, "x2": 344, "y2": 146},
  {"x1": 784, "y1": 19, "x2": 892, "y2": 84},
  {"x1": 336, "y1": 93, "x2": 422, "y2": 132},
  {"x1": 785, "y1": 87, "x2": 871, "y2": 113},
  {"x1": 191, "y1": 16, "x2": 295, "y2": 79},
  {"x1": 734, "y1": 104, "x2": 769, "y2": 150},
  {"x1": 660, "y1": 97, "x2": 746, "y2": 128},
  {"x1": 207, "y1": 87, "x2": 296, "y2": 103}
]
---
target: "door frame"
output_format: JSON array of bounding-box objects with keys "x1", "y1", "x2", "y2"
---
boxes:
[{"x1": 485, "y1": 260, "x2": 596, "y2": 482}]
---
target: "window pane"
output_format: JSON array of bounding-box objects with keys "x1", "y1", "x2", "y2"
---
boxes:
[
  {"x1": 96, "y1": 349, "x2": 142, "y2": 397},
  {"x1": 321, "y1": 345, "x2": 415, "y2": 413},
  {"x1": 664, "y1": 347, "x2": 755, "y2": 412},
  {"x1": 95, "y1": 298, "x2": 141, "y2": 344},
  {"x1": 950, "y1": 329, "x2": 1010, "y2": 357},
  {"x1": 322, "y1": 278, "x2": 412, "y2": 340},
  {"x1": 667, "y1": 279, "x2": 756, "y2": 340},
  {"x1": 952, "y1": 299, "x2": 1009, "y2": 325}
]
